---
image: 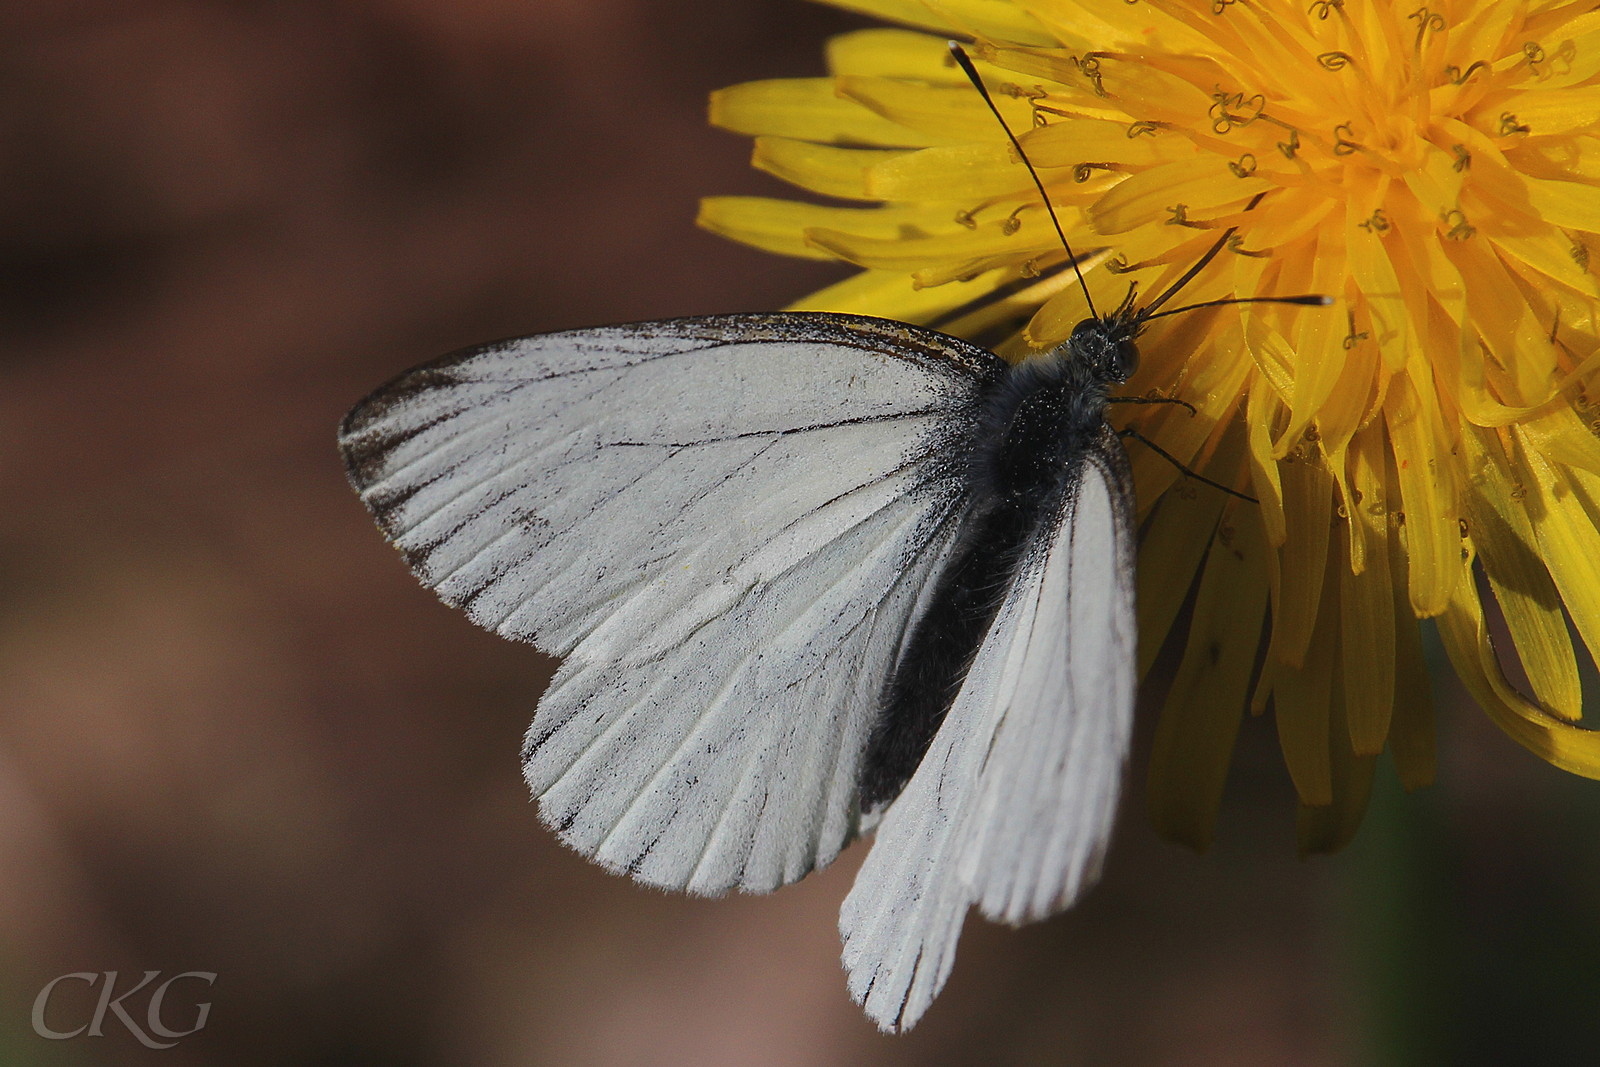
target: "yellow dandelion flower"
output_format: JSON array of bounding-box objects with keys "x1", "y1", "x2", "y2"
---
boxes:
[{"x1": 700, "y1": 0, "x2": 1600, "y2": 853}]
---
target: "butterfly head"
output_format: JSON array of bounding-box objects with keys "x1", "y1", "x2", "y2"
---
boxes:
[{"x1": 1067, "y1": 311, "x2": 1141, "y2": 386}]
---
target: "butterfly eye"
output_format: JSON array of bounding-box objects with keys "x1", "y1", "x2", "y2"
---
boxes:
[{"x1": 1112, "y1": 340, "x2": 1140, "y2": 381}]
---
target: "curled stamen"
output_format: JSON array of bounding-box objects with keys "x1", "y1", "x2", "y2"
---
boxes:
[
  {"x1": 1073, "y1": 162, "x2": 1117, "y2": 182},
  {"x1": 1308, "y1": 0, "x2": 1343, "y2": 18},
  {"x1": 1127, "y1": 120, "x2": 1162, "y2": 137},
  {"x1": 1409, "y1": 6, "x2": 1446, "y2": 52},
  {"x1": 1072, "y1": 54, "x2": 1108, "y2": 96},
  {"x1": 1343, "y1": 311, "x2": 1369, "y2": 349},
  {"x1": 1228, "y1": 153, "x2": 1258, "y2": 178},
  {"x1": 1105, "y1": 255, "x2": 1137, "y2": 274},
  {"x1": 954, "y1": 208, "x2": 979, "y2": 229},
  {"x1": 1005, "y1": 87, "x2": 1054, "y2": 129},
  {"x1": 1499, "y1": 112, "x2": 1531, "y2": 135},
  {"x1": 1209, "y1": 89, "x2": 1265, "y2": 133},
  {"x1": 1249, "y1": 113, "x2": 1303, "y2": 159},
  {"x1": 1032, "y1": 103, "x2": 1078, "y2": 122},
  {"x1": 1002, "y1": 206, "x2": 1027, "y2": 234},
  {"x1": 1333, "y1": 121, "x2": 1363, "y2": 154},
  {"x1": 1452, "y1": 144, "x2": 1471, "y2": 171},
  {"x1": 1444, "y1": 61, "x2": 1488, "y2": 84},
  {"x1": 1523, "y1": 42, "x2": 1546, "y2": 70},
  {"x1": 1358, "y1": 209, "x2": 1391, "y2": 233},
  {"x1": 1441, "y1": 208, "x2": 1476, "y2": 240},
  {"x1": 1165, "y1": 203, "x2": 1199, "y2": 227},
  {"x1": 1318, "y1": 51, "x2": 1355, "y2": 71},
  {"x1": 1208, "y1": 99, "x2": 1233, "y2": 134},
  {"x1": 1226, "y1": 233, "x2": 1272, "y2": 257}
]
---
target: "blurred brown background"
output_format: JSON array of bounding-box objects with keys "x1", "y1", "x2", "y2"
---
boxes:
[{"x1": 5, "y1": 2, "x2": 1600, "y2": 1065}]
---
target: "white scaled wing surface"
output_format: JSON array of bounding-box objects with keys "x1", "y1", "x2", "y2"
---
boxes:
[
  {"x1": 339, "y1": 314, "x2": 1003, "y2": 895},
  {"x1": 840, "y1": 434, "x2": 1137, "y2": 1031}
]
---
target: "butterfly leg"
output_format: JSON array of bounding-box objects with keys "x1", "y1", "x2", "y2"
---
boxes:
[{"x1": 1116, "y1": 428, "x2": 1257, "y2": 503}]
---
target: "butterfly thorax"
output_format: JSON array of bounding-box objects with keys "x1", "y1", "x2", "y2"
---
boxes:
[{"x1": 970, "y1": 313, "x2": 1139, "y2": 509}]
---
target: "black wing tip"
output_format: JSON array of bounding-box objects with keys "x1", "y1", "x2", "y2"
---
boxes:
[
  {"x1": 336, "y1": 331, "x2": 535, "y2": 480},
  {"x1": 337, "y1": 365, "x2": 468, "y2": 491}
]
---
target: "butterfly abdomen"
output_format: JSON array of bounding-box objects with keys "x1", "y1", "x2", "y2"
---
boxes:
[{"x1": 859, "y1": 350, "x2": 1110, "y2": 810}]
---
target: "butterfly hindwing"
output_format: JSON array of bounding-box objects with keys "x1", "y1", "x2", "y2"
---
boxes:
[
  {"x1": 839, "y1": 427, "x2": 1136, "y2": 1031},
  {"x1": 339, "y1": 313, "x2": 1006, "y2": 895},
  {"x1": 962, "y1": 432, "x2": 1137, "y2": 923}
]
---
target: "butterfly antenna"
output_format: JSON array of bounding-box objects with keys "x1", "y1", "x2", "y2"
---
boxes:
[
  {"x1": 1135, "y1": 192, "x2": 1278, "y2": 319},
  {"x1": 1142, "y1": 293, "x2": 1334, "y2": 322},
  {"x1": 1139, "y1": 195, "x2": 1334, "y2": 320},
  {"x1": 1137, "y1": 227, "x2": 1235, "y2": 319},
  {"x1": 948, "y1": 42, "x2": 1098, "y2": 321}
]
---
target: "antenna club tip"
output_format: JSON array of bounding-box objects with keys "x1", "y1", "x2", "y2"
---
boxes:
[{"x1": 948, "y1": 41, "x2": 980, "y2": 77}]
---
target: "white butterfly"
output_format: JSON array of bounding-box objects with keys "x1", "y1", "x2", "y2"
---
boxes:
[
  {"x1": 339, "y1": 306, "x2": 1143, "y2": 1031},
  {"x1": 339, "y1": 40, "x2": 1331, "y2": 1028}
]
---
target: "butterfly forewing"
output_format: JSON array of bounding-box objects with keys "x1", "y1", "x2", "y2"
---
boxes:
[
  {"x1": 339, "y1": 313, "x2": 1006, "y2": 894},
  {"x1": 839, "y1": 427, "x2": 1136, "y2": 1031}
]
